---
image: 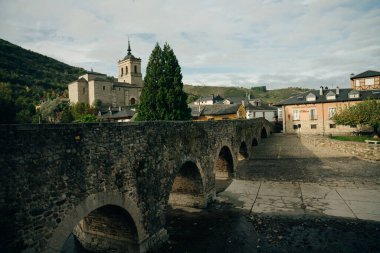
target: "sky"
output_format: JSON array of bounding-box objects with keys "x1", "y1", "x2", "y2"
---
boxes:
[{"x1": 0, "y1": 0, "x2": 379, "y2": 89}]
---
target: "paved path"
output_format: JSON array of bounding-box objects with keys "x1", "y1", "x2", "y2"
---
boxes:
[{"x1": 218, "y1": 134, "x2": 380, "y2": 221}]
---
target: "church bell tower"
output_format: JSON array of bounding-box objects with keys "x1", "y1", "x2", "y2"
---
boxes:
[{"x1": 118, "y1": 40, "x2": 143, "y2": 85}]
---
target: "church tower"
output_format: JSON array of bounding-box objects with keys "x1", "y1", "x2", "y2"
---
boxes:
[{"x1": 118, "y1": 40, "x2": 143, "y2": 85}]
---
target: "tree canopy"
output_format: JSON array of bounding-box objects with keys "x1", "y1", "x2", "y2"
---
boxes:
[
  {"x1": 332, "y1": 99, "x2": 380, "y2": 134},
  {"x1": 137, "y1": 43, "x2": 191, "y2": 121}
]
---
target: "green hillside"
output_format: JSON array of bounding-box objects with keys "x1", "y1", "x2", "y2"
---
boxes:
[
  {"x1": 184, "y1": 85, "x2": 310, "y2": 104},
  {"x1": 0, "y1": 38, "x2": 87, "y2": 123},
  {"x1": 0, "y1": 38, "x2": 86, "y2": 88}
]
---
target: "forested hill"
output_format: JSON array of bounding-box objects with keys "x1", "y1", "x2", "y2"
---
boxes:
[
  {"x1": 184, "y1": 85, "x2": 310, "y2": 104},
  {"x1": 0, "y1": 38, "x2": 87, "y2": 124},
  {"x1": 0, "y1": 38, "x2": 86, "y2": 89}
]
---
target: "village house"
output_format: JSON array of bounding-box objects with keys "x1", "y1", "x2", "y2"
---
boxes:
[
  {"x1": 350, "y1": 70, "x2": 380, "y2": 90},
  {"x1": 275, "y1": 73, "x2": 380, "y2": 135},
  {"x1": 192, "y1": 95, "x2": 223, "y2": 105},
  {"x1": 245, "y1": 103, "x2": 278, "y2": 122},
  {"x1": 189, "y1": 104, "x2": 246, "y2": 121},
  {"x1": 99, "y1": 107, "x2": 136, "y2": 122},
  {"x1": 68, "y1": 41, "x2": 143, "y2": 108}
]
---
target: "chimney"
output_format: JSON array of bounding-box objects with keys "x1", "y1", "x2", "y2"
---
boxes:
[
  {"x1": 319, "y1": 86, "x2": 323, "y2": 95},
  {"x1": 336, "y1": 86, "x2": 340, "y2": 95}
]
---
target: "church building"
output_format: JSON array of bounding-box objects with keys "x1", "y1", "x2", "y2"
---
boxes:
[{"x1": 68, "y1": 41, "x2": 143, "y2": 107}]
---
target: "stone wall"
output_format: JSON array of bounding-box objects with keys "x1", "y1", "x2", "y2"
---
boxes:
[
  {"x1": 0, "y1": 119, "x2": 271, "y2": 253},
  {"x1": 300, "y1": 135, "x2": 380, "y2": 161}
]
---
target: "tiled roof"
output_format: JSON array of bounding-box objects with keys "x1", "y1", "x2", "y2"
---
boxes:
[
  {"x1": 101, "y1": 109, "x2": 136, "y2": 119},
  {"x1": 189, "y1": 106, "x2": 204, "y2": 117},
  {"x1": 245, "y1": 103, "x2": 277, "y2": 111},
  {"x1": 350, "y1": 70, "x2": 380, "y2": 80},
  {"x1": 189, "y1": 104, "x2": 241, "y2": 116},
  {"x1": 274, "y1": 88, "x2": 380, "y2": 106}
]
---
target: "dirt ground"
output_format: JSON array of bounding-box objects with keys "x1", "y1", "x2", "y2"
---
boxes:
[{"x1": 160, "y1": 203, "x2": 380, "y2": 253}]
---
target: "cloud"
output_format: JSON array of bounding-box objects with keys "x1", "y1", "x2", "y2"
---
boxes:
[{"x1": 0, "y1": 0, "x2": 379, "y2": 89}]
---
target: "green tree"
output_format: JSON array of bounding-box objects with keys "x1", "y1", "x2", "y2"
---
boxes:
[
  {"x1": 0, "y1": 83, "x2": 17, "y2": 123},
  {"x1": 73, "y1": 114, "x2": 98, "y2": 123},
  {"x1": 70, "y1": 102, "x2": 95, "y2": 120},
  {"x1": 60, "y1": 107, "x2": 74, "y2": 123},
  {"x1": 39, "y1": 98, "x2": 67, "y2": 123},
  {"x1": 333, "y1": 99, "x2": 380, "y2": 135},
  {"x1": 137, "y1": 43, "x2": 191, "y2": 121}
]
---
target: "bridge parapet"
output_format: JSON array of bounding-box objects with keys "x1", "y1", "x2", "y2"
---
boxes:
[{"x1": 0, "y1": 119, "x2": 271, "y2": 253}]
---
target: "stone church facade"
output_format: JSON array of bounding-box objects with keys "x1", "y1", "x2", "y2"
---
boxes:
[{"x1": 68, "y1": 42, "x2": 143, "y2": 107}]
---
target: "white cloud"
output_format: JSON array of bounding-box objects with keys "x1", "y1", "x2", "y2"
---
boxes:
[{"x1": 0, "y1": 0, "x2": 379, "y2": 89}]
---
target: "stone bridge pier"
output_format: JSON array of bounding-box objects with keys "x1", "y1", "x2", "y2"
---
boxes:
[{"x1": 0, "y1": 119, "x2": 271, "y2": 253}]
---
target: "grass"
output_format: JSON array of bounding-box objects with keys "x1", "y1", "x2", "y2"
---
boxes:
[{"x1": 330, "y1": 135, "x2": 378, "y2": 142}]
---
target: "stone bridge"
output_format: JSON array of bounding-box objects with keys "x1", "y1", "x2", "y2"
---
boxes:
[{"x1": 0, "y1": 119, "x2": 271, "y2": 253}]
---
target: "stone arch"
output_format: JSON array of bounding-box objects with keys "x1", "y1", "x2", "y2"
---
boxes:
[
  {"x1": 70, "y1": 205, "x2": 139, "y2": 253},
  {"x1": 168, "y1": 161, "x2": 207, "y2": 208},
  {"x1": 47, "y1": 192, "x2": 147, "y2": 252},
  {"x1": 215, "y1": 145, "x2": 234, "y2": 179},
  {"x1": 252, "y1": 137, "x2": 258, "y2": 147},
  {"x1": 261, "y1": 127, "x2": 268, "y2": 139},
  {"x1": 238, "y1": 141, "x2": 249, "y2": 161}
]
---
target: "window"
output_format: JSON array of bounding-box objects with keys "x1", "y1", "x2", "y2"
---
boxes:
[
  {"x1": 126, "y1": 66, "x2": 128, "y2": 74},
  {"x1": 134, "y1": 65, "x2": 137, "y2": 73},
  {"x1": 293, "y1": 125, "x2": 298, "y2": 129},
  {"x1": 278, "y1": 109, "x2": 283, "y2": 118},
  {"x1": 355, "y1": 80, "x2": 360, "y2": 87},
  {"x1": 130, "y1": 97, "x2": 136, "y2": 105},
  {"x1": 309, "y1": 108, "x2": 317, "y2": 120},
  {"x1": 311, "y1": 124, "x2": 317, "y2": 129},
  {"x1": 326, "y1": 91, "x2": 336, "y2": 100},
  {"x1": 328, "y1": 108, "x2": 336, "y2": 119},
  {"x1": 82, "y1": 87, "x2": 85, "y2": 94},
  {"x1": 365, "y1": 78, "x2": 374, "y2": 86},
  {"x1": 306, "y1": 93, "x2": 316, "y2": 102},
  {"x1": 121, "y1": 68, "x2": 123, "y2": 76},
  {"x1": 348, "y1": 90, "x2": 360, "y2": 98},
  {"x1": 329, "y1": 124, "x2": 336, "y2": 128},
  {"x1": 103, "y1": 86, "x2": 105, "y2": 91},
  {"x1": 293, "y1": 109, "x2": 300, "y2": 120}
]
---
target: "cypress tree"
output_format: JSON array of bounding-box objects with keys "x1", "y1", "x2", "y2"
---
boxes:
[{"x1": 137, "y1": 43, "x2": 191, "y2": 121}]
